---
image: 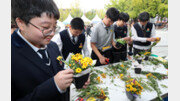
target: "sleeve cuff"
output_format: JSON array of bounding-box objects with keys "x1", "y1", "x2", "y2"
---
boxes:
[{"x1": 53, "y1": 77, "x2": 66, "y2": 93}]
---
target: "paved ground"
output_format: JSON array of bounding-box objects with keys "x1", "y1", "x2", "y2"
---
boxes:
[{"x1": 151, "y1": 29, "x2": 168, "y2": 57}]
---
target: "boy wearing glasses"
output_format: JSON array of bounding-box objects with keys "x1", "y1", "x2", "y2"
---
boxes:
[
  {"x1": 91, "y1": 7, "x2": 119, "y2": 66},
  {"x1": 54, "y1": 17, "x2": 89, "y2": 60},
  {"x1": 11, "y1": 0, "x2": 89, "y2": 101}
]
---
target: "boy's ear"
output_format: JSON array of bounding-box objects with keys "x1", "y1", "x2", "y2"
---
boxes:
[
  {"x1": 69, "y1": 25, "x2": 72, "y2": 30},
  {"x1": 105, "y1": 15, "x2": 107, "y2": 18},
  {"x1": 15, "y1": 18, "x2": 26, "y2": 31}
]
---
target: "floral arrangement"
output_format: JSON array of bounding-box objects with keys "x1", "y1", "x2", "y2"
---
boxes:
[
  {"x1": 57, "y1": 53, "x2": 93, "y2": 74},
  {"x1": 146, "y1": 73, "x2": 162, "y2": 101},
  {"x1": 76, "y1": 71, "x2": 109, "y2": 100},
  {"x1": 116, "y1": 38, "x2": 126, "y2": 45},
  {"x1": 125, "y1": 79, "x2": 143, "y2": 96},
  {"x1": 149, "y1": 37, "x2": 161, "y2": 49},
  {"x1": 105, "y1": 63, "x2": 129, "y2": 79},
  {"x1": 141, "y1": 71, "x2": 168, "y2": 80},
  {"x1": 77, "y1": 85, "x2": 109, "y2": 100},
  {"x1": 154, "y1": 57, "x2": 168, "y2": 69},
  {"x1": 148, "y1": 56, "x2": 168, "y2": 69},
  {"x1": 134, "y1": 51, "x2": 151, "y2": 60}
]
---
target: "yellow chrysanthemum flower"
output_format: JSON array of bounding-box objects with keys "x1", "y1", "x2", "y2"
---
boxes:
[
  {"x1": 130, "y1": 87, "x2": 134, "y2": 91},
  {"x1": 120, "y1": 74, "x2": 123, "y2": 79},
  {"x1": 133, "y1": 88, "x2": 137, "y2": 92},
  {"x1": 101, "y1": 73, "x2": 106, "y2": 78},
  {"x1": 126, "y1": 84, "x2": 131, "y2": 87},
  {"x1": 156, "y1": 37, "x2": 160, "y2": 41},
  {"x1": 87, "y1": 97, "x2": 96, "y2": 101},
  {"x1": 82, "y1": 65, "x2": 86, "y2": 69},
  {"x1": 96, "y1": 76, "x2": 101, "y2": 83},
  {"x1": 144, "y1": 52, "x2": 151, "y2": 55},
  {"x1": 104, "y1": 97, "x2": 110, "y2": 101},
  {"x1": 131, "y1": 82, "x2": 134, "y2": 86},
  {"x1": 75, "y1": 68, "x2": 82, "y2": 73},
  {"x1": 120, "y1": 64, "x2": 125, "y2": 68},
  {"x1": 83, "y1": 62, "x2": 88, "y2": 67},
  {"x1": 101, "y1": 89, "x2": 106, "y2": 96},
  {"x1": 126, "y1": 88, "x2": 130, "y2": 92},
  {"x1": 57, "y1": 56, "x2": 63, "y2": 61}
]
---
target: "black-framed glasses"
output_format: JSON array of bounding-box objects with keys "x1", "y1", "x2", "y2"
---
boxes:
[{"x1": 29, "y1": 22, "x2": 60, "y2": 36}]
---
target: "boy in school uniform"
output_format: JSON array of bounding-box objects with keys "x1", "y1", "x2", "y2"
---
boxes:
[
  {"x1": 131, "y1": 12, "x2": 160, "y2": 59},
  {"x1": 112, "y1": 12, "x2": 131, "y2": 63},
  {"x1": 91, "y1": 7, "x2": 119, "y2": 66},
  {"x1": 54, "y1": 17, "x2": 89, "y2": 60},
  {"x1": 11, "y1": 1, "x2": 89, "y2": 101}
]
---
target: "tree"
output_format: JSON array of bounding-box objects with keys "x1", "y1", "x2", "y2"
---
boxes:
[
  {"x1": 158, "y1": 0, "x2": 168, "y2": 20},
  {"x1": 85, "y1": 9, "x2": 96, "y2": 20},
  {"x1": 106, "y1": 0, "x2": 168, "y2": 20},
  {"x1": 59, "y1": 9, "x2": 70, "y2": 22},
  {"x1": 96, "y1": 9, "x2": 105, "y2": 19},
  {"x1": 70, "y1": 0, "x2": 83, "y2": 18}
]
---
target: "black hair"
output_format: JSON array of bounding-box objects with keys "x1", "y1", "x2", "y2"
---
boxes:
[
  {"x1": 138, "y1": 12, "x2": 150, "y2": 22},
  {"x1": 11, "y1": 0, "x2": 60, "y2": 25},
  {"x1": 118, "y1": 12, "x2": 129, "y2": 22},
  {"x1": 106, "y1": 7, "x2": 119, "y2": 22},
  {"x1": 70, "y1": 17, "x2": 84, "y2": 30}
]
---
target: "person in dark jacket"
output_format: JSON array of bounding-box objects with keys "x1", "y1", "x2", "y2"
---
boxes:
[{"x1": 11, "y1": 0, "x2": 89, "y2": 101}]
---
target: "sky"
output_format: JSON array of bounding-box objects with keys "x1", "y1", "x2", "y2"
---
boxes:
[{"x1": 54, "y1": 0, "x2": 110, "y2": 11}]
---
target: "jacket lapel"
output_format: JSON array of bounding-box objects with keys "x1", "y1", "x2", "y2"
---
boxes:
[
  {"x1": 47, "y1": 44, "x2": 62, "y2": 74},
  {"x1": 12, "y1": 31, "x2": 53, "y2": 77}
]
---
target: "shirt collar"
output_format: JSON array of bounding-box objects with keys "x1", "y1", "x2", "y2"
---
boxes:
[
  {"x1": 138, "y1": 22, "x2": 146, "y2": 28},
  {"x1": 101, "y1": 21, "x2": 107, "y2": 28},
  {"x1": 101, "y1": 20, "x2": 113, "y2": 29},
  {"x1": 68, "y1": 28, "x2": 74, "y2": 38},
  {"x1": 17, "y1": 29, "x2": 47, "y2": 52}
]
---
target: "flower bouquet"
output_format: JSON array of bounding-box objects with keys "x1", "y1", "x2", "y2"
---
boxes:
[
  {"x1": 134, "y1": 54, "x2": 144, "y2": 64},
  {"x1": 154, "y1": 57, "x2": 168, "y2": 69},
  {"x1": 115, "y1": 38, "x2": 126, "y2": 48},
  {"x1": 76, "y1": 84, "x2": 109, "y2": 101},
  {"x1": 148, "y1": 56, "x2": 168, "y2": 69},
  {"x1": 125, "y1": 79, "x2": 143, "y2": 101},
  {"x1": 134, "y1": 51, "x2": 151, "y2": 63},
  {"x1": 149, "y1": 37, "x2": 161, "y2": 49},
  {"x1": 57, "y1": 53, "x2": 94, "y2": 89},
  {"x1": 146, "y1": 73, "x2": 163, "y2": 101}
]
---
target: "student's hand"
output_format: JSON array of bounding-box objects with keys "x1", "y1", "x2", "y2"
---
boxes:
[
  {"x1": 123, "y1": 37, "x2": 131, "y2": 42},
  {"x1": 128, "y1": 38, "x2": 133, "y2": 44},
  {"x1": 155, "y1": 37, "x2": 161, "y2": 41},
  {"x1": 99, "y1": 55, "x2": 107, "y2": 65},
  {"x1": 146, "y1": 37, "x2": 156, "y2": 42},
  {"x1": 83, "y1": 77, "x2": 90, "y2": 89},
  {"x1": 54, "y1": 69, "x2": 74, "y2": 91},
  {"x1": 112, "y1": 41, "x2": 120, "y2": 49},
  {"x1": 113, "y1": 43, "x2": 119, "y2": 49}
]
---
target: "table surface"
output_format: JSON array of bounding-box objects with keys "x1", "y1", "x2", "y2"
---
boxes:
[{"x1": 70, "y1": 59, "x2": 168, "y2": 101}]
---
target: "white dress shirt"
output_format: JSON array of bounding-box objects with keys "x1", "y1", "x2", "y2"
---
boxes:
[
  {"x1": 17, "y1": 29, "x2": 66, "y2": 94},
  {"x1": 131, "y1": 22, "x2": 157, "y2": 50},
  {"x1": 53, "y1": 29, "x2": 89, "y2": 57}
]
